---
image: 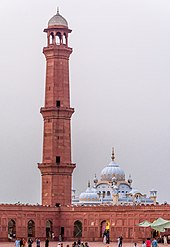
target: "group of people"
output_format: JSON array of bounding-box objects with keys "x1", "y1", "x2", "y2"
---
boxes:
[
  {"x1": 13, "y1": 235, "x2": 168, "y2": 247},
  {"x1": 72, "y1": 240, "x2": 89, "y2": 247},
  {"x1": 133, "y1": 238, "x2": 158, "y2": 247},
  {"x1": 14, "y1": 237, "x2": 41, "y2": 247}
]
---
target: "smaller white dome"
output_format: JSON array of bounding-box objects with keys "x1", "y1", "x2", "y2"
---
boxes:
[{"x1": 79, "y1": 186, "x2": 99, "y2": 202}]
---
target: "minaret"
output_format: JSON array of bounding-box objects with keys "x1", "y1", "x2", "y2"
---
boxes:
[{"x1": 38, "y1": 9, "x2": 76, "y2": 206}]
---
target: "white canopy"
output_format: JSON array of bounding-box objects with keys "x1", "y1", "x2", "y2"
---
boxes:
[{"x1": 138, "y1": 218, "x2": 170, "y2": 232}]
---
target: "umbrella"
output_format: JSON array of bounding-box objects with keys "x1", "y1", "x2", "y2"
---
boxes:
[
  {"x1": 138, "y1": 218, "x2": 170, "y2": 233},
  {"x1": 138, "y1": 221, "x2": 151, "y2": 227},
  {"x1": 151, "y1": 218, "x2": 170, "y2": 232}
]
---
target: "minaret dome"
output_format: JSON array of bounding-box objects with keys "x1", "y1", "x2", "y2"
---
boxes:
[{"x1": 48, "y1": 8, "x2": 68, "y2": 27}]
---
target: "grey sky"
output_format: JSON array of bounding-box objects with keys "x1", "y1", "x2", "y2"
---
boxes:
[{"x1": 0, "y1": 0, "x2": 169, "y2": 204}]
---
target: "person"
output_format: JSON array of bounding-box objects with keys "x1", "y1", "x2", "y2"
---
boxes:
[
  {"x1": 164, "y1": 236, "x2": 167, "y2": 245},
  {"x1": 146, "y1": 238, "x2": 151, "y2": 247},
  {"x1": 36, "y1": 237, "x2": 41, "y2": 247},
  {"x1": 134, "y1": 243, "x2": 137, "y2": 247},
  {"x1": 59, "y1": 234, "x2": 62, "y2": 242},
  {"x1": 20, "y1": 238, "x2": 23, "y2": 247},
  {"x1": 22, "y1": 238, "x2": 26, "y2": 247},
  {"x1": 15, "y1": 238, "x2": 20, "y2": 247},
  {"x1": 106, "y1": 230, "x2": 110, "y2": 244},
  {"x1": 119, "y1": 236, "x2": 123, "y2": 247},
  {"x1": 152, "y1": 238, "x2": 158, "y2": 247},
  {"x1": 8, "y1": 233, "x2": 12, "y2": 241},
  {"x1": 28, "y1": 238, "x2": 33, "y2": 247},
  {"x1": 142, "y1": 240, "x2": 146, "y2": 247},
  {"x1": 72, "y1": 241, "x2": 77, "y2": 247},
  {"x1": 45, "y1": 238, "x2": 49, "y2": 247},
  {"x1": 85, "y1": 243, "x2": 89, "y2": 247},
  {"x1": 77, "y1": 239, "x2": 81, "y2": 246},
  {"x1": 103, "y1": 231, "x2": 107, "y2": 244}
]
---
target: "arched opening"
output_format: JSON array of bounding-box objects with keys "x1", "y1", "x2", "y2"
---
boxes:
[
  {"x1": 8, "y1": 219, "x2": 16, "y2": 240},
  {"x1": 63, "y1": 33, "x2": 67, "y2": 45},
  {"x1": 101, "y1": 220, "x2": 110, "y2": 244},
  {"x1": 56, "y1": 32, "x2": 62, "y2": 45},
  {"x1": 100, "y1": 220, "x2": 106, "y2": 237},
  {"x1": 28, "y1": 220, "x2": 35, "y2": 238},
  {"x1": 46, "y1": 220, "x2": 53, "y2": 239},
  {"x1": 49, "y1": 32, "x2": 55, "y2": 45},
  {"x1": 107, "y1": 191, "x2": 111, "y2": 197},
  {"x1": 74, "y1": 220, "x2": 82, "y2": 238},
  {"x1": 152, "y1": 229, "x2": 159, "y2": 238}
]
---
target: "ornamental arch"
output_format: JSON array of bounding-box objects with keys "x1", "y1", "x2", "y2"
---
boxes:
[
  {"x1": 100, "y1": 220, "x2": 106, "y2": 237},
  {"x1": 8, "y1": 219, "x2": 16, "y2": 240},
  {"x1": 74, "y1": 220, "x2": 82, "y2": 238},
  {"x1": 28, "y1": 220, "x2": 35, "y2": 238},
  {"x1": 46, "y1": 220, "x2": 53, "y2": 239}
]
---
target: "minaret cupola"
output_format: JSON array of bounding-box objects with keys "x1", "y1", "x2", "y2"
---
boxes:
[{"x1": 44, "y1": 8, "x2": 71, "y2": 47}]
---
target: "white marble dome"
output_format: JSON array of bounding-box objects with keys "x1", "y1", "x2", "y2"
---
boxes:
[
  {"x1": 100, "y1": 148, "x2": 125, "y2": 182},
  {"x1": 79, "y1": 186, "x2": 99, "y2": 202},
  {"x1": 100, "y1": 161, "x2": 125, "y2": 182},
  {"x1": 48, "y1": 9, "x2": 68, "y2": 27}
]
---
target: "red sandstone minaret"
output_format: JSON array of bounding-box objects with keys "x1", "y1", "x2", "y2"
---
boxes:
[{"x1": 38, "y1": 9, "x2": 76, "y2": 206}]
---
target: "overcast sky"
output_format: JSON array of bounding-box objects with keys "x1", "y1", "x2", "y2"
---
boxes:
[{"x1": 0, "y1": 0, "x2": 169, "y2": 204}]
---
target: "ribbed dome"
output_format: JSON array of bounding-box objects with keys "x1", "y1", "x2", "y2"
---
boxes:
[
  {"x1": 100, "y1": 161, "x2": 125, "y2": 182},
  {"x1": 100, "y1": 148, "x2": 125, "y2": 182},
  {"x1": 48, "y1": 9, "x2": 68, "y2": 27},
  {"x1": 79, "y1": 186, "x2": 99, "y2": 202}
]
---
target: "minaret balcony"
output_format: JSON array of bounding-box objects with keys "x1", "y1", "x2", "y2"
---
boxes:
[
  {"x1": 40, "y1": 106, "x2": 74, "y2": 119},
  {"x1": 38, "y1": 162, "x2": 76, "y2": 174}
]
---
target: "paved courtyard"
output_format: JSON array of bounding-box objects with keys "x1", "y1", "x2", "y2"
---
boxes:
[{"x1": 0, "y1": 242, "x2": 166, "y2": 247}]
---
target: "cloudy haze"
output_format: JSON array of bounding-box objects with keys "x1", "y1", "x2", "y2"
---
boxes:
[{"x1": 0, "y1": 0, "x2": 169, "y2": 204}]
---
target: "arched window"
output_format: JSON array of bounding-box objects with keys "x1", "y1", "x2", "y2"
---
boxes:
[
  {"x1": 74, "y1": 220, "x2": 82, "y2": 238},
  {"x1": 49, "y1": 32, "x2": 55, "y2": 45},
  {"x1": 28, "y1": 220, "x2": 35, "y2": 238},
  {"x1": 63, "y1": 33, "x2": 67, "y2": 45},
  {"x1": 100, "y1": 220, "x2": 106, "y2": 237},
  {"x1": 46, "y1": 220, "x2": 53, "y2": 239},
  {"x1": 8, "y1": 219, "x2": 16, "y2": 240},
  {"x1": 107, "y1": 191, "x2": 111, "y2": 197},
  {"x1": 56, "y1": 32, "x2": 62, "y2": 45}
]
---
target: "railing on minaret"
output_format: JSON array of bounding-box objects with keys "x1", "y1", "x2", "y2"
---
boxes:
[{"x1": 38, "y1": 9, "x2": 76, "y2": 207}]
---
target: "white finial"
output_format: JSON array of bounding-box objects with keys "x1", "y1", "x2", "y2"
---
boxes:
[
  {"x1": 57, "y1": 7, "x2": 59, "y2": 14},
  {"x1": 111, "y1": 147, "x2": 115, "y2": 161}
]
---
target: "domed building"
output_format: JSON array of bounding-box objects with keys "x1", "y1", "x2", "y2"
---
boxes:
[{"x1": 73, "y1": 148, "x2": 157, "y2": 205}]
